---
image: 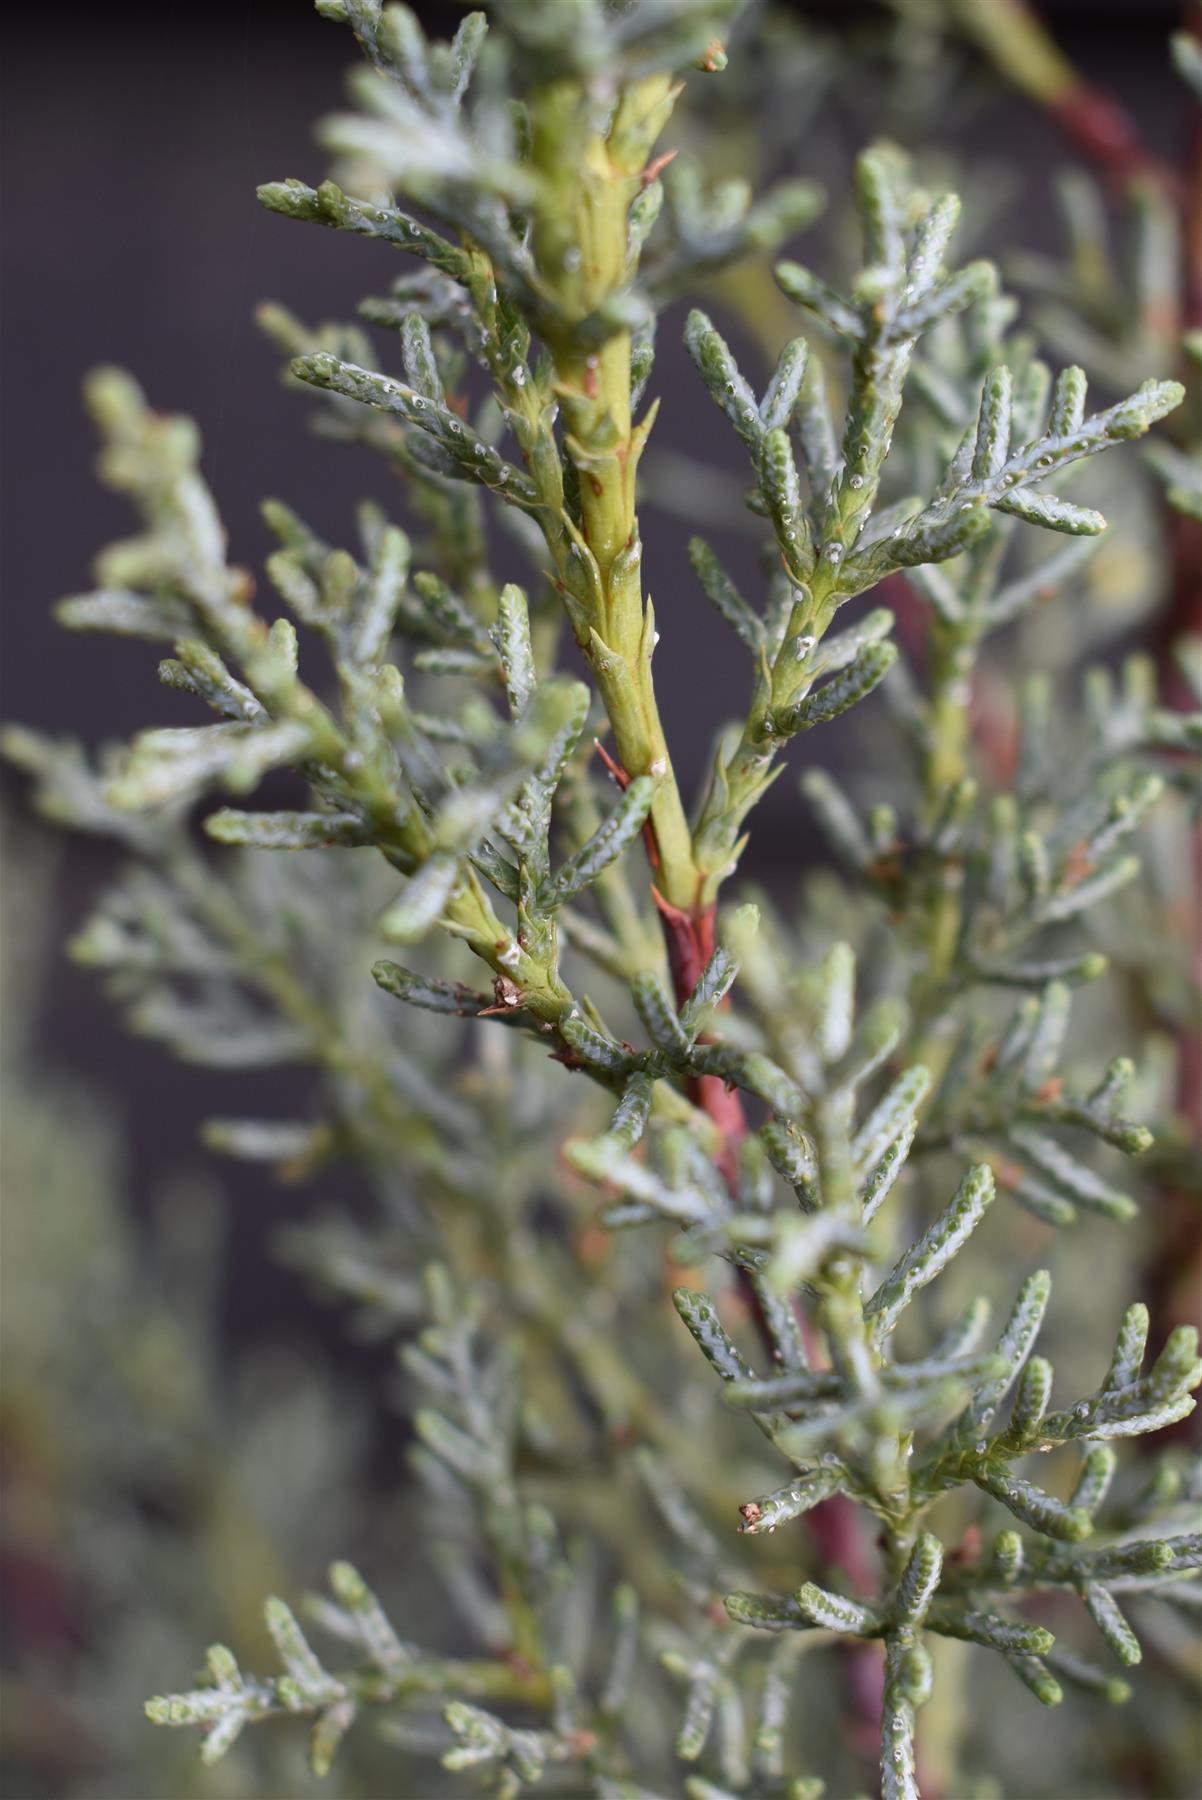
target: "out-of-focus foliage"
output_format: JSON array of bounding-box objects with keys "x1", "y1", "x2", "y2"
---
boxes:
[{"x1": 4, "y1": 3, "x2": 1200, "y2": 1798}]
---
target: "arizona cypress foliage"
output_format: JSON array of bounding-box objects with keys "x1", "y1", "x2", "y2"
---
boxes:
[{"x1": 6, "y1": 3, "x2": 1201, "y2": 1797}]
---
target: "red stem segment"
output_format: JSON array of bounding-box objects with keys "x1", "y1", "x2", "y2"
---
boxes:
[
  {"x1": 1047, "y1": 85, "x2": 1178, "y2": 196},
  {"x1": 652, "y1": 891, "x2": 747, "y2": 1184},
  {"x1": 652, "y1": 889, "x2": 885, "y2": 1775}
]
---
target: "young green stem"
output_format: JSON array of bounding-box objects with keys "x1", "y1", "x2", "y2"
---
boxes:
[{"x1": 524, "y1": 78, "x2": 704, "y2": 918}]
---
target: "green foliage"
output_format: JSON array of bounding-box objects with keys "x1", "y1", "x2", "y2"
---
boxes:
[{"x1": 6, "y1": 3, "x2": 1200, "y2": 1798}]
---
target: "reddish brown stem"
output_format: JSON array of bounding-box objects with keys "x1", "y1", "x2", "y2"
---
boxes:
[
  {"x1": 651, "y1": 888, "x2": 747, "y2": 1182},
  {"x1": 651, "y1": 888, "x2": 885, "y2": 1778},
  {"x1": 964, "y1": 0, "x2": 1180, "y2": 202},
  {"x1": 1047, "y1": 85, "x2": 1178, "y2": 196},
  {"x1": 1145, "y1": 6, "x2": 1202, "y2": 1417},
  {"x1": 1184, "y1": 13, "x2": 1202, "y2": 334}
]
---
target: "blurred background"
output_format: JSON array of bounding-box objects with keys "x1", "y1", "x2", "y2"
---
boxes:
[
  {"x1": 1, "y1": 0, "x2": 1192, "y2": 1266},
  {"x1": 1, "y1": 3, "x2": 1197, "y2": 1796}
]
